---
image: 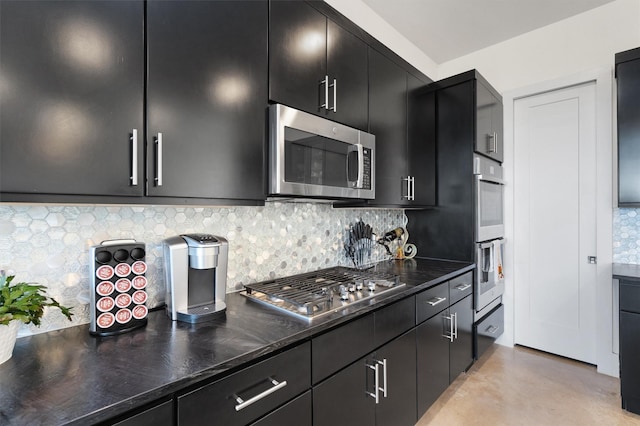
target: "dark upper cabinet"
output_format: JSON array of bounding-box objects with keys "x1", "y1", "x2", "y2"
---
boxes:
[
  {"x1": 616, "y1": 47, "x2": 640, "y2": 206},
  {"x1": 0, "y1": 0, "x2": 144, "y2": 198},
  {"x1": 1, "y1": 0, "x2": 267, "y2": 203},
  {"x1": 146, "y1": 0, "x2": 267, "y2": 201},
  {"x1": 269, "y1": 0, "x2": 368, "y2": 130},
  {"x1": 367, "y1": 49, "x2": 434, "y2": 207},
  {"x1": 475, "y1": 79, "x2": 503, "y2": 162}
]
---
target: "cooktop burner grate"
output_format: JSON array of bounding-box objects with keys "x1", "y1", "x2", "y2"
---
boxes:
[{"x1": 242, "y1": 266, "x2": 403, "y2": 320}]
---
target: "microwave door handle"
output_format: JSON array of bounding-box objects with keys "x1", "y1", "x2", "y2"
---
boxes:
[{"x1": 347, "y1": 144, "x2": 365, "y2": 188}]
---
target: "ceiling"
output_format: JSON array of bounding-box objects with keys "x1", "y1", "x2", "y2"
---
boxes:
[{"x1": 360, "y1": 0, "x2": 616, "y2": 64}]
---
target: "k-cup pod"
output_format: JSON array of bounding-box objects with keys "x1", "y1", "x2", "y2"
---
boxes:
[
  {"x1": 132, "y1": 290, "x2": 147, "y2": 305},
  {"x1": 97, "y1": 312, "x2": 115, "y2": 328},
  {"x1": 96, "y1": 297, "x2": 115, "y2": 313},
  {"x1": 115, "y1": 309, "x2": 132, "y2": 324},
  {"x1": 96, "y1": 265, "x2": 114, "y2": 281},
  {"x1": 115, "y1": 278, "x2": 132, "y2": 293},
  {"x1": 131, "y1": 261, "x2": 147, "y2": 275},
  {"x1": 96, "y1": 281, "x2": 115, "y2": 296},
  {"x1": 115, "y1": 263, "x2": 131, "y2": 278},
  {"x1": 132, "y1": 276, "x2": 147, "y2": 290},
  {"x1": 132, "y1": 305, "x2": 148, "y2": 320}
]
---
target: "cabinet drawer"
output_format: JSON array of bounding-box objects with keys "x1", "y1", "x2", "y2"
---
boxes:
[
  {"x1": 177, "y1": 342, "x2": 311, "y2": 426},
  {"x1": 416, "y1": 283, "x2": 449, "y2": 325},
  {"x1": 312, "y1": 313, "x2": 375, "y2": 384},
  {"x1": 250, "y1": 391, "x2": 311, "y2": 426},
  {"x1": 620, "y1": 281, "x2": 640, "y2": 314},
  {"x1": 113, "y1": 400, "x2": 173, "y2": 426},
  {"x1": 374, "y1": 296, "x2": 415, "y2": 347},
  {"x1": 474, "y1": 304, "x2": 504, "y2": 360},
  {"x1": 449, "y1": 271, "x2": 473, "y2": 305}
]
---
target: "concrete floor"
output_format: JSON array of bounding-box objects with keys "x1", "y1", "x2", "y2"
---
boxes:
[{"x1": 417, "y1": 345, "x2": 640, "y2": 425}]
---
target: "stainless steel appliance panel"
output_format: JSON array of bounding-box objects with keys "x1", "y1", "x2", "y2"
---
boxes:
[
  {"x1": 474, "y1": 155, "x2": 504, "y2": 242},
  {"x1": 269, "y1": 104, "x2": 375, "y2": 200},
  {"x1": 475, "y1": 238, "x2": 505, "y2": 311}
]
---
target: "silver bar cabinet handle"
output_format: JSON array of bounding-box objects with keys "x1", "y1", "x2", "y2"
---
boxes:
[
  {"x1": 410, "y1": 176, "x2": 415, "y2": 201},
  {"x1": 486, "y1": 325, "x2": 499, "y2": 334},
  {"x1": 130, "y1": 129, "x2": 138, "y2": 186},
  {"x1": 403, "y1": 176, "x2": 411, "y2": 200},
  {"x1": 453, "y1": 312, "x2": 458, "y2": 340},
  {"x1": 443, "y1": 313, "x2": 454, "y2": 342},
  {"x1": 155, "y1": 133, "x2": 163, "y2": 187},
  {"x1": 494, "y1": 132, "x2": 499, "y2": 154},
  {"x1": 454, "y1": 283, "x2": 472, "y2": 292},
  {"x1": 366, "y1": 362, "x2": 380, "y2": 404},
  {"x1": 427, "y1": 296, "x2": 447, "y2": 307},
  {"x1": 319, "y1": 75, "x2": 329, "y2": 110},
  {"x1": 234, "y1": 378, "x2": 288, "y2": 411},
  {"x1": 378, "y1": 359, "x2": 388, "y2": 398},
  {"x1": 330, "y1": 78, "x2": 337, "y2": 112}
]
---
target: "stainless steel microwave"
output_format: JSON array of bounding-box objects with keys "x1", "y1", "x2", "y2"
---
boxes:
[{"x1": 269, "y1": 104, "x2": 375, "y2": 200}]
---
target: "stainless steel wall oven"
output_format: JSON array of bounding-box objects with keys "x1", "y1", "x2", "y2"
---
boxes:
[{"x1": 474, "y1": 154, "x2": 505, "y2": 319}]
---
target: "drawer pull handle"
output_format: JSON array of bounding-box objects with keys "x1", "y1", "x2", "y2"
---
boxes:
[
  {"x1": 234, "y1": 378, "x2": 288, "y2": 412},
  {"x1": 486, "y1": 325, "x2": 499, "y2": 334},
  {"x1": 454, "y1": 283, "x2": 471, "y2": 292},
  {"x1": 426, "y1": 296, "x2": 447, "y2": 306}
]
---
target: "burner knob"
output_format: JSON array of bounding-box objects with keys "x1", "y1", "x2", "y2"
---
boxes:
[
  {"x1": 367, "y1": 281, "x2": 376, "y2": 292},
  {"x1": 355, "y1": 280, "x2": 364, "y2": 291},
  {"x1": 339, "y1": 285, "x2": 349, "y2": 300},
  {"x1": 348, "y1": 283, "x2": 357, "y2": 292}
]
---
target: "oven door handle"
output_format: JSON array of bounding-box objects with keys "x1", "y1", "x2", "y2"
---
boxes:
[{"x1": 475, "y1": 174, "x2": 505, "y2": 185}]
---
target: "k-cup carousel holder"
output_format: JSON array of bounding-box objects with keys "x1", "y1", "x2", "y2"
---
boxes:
[{"x1": 89, "y1": 239, "x2": 148, "y2": 336}]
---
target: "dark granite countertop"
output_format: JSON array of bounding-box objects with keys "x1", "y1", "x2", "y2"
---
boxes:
[
  {"x1": 0, "y1": 258, "x2": 473, "y2": 425},
  {"x1": 613, "y1": 263, "x2": 640, "y2": 281}
]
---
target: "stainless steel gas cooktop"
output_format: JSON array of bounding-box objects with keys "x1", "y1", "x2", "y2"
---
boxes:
[{"x1": 241, "y1": 266, "x2": 405, "y2": 321}]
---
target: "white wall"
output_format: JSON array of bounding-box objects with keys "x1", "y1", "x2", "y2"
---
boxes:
[{"x1": 438, "y1": 0, "x2": 640, "y2": 92}]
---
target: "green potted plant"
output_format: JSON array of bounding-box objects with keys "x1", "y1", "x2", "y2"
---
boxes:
[{"x1": 0, "y1": 273, "x2": 73, "y2": 364}]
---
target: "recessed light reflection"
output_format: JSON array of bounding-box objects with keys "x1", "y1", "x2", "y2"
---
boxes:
[
  {"x1": 209, "y1": 74, "x2": 250, "y2": 106},
  {"x1": 297, "y1": 30, "x2": 324, "y2": 58},
  {"x1": 35, "y1": 101, "x2": 93, "y2": 163},
  {"x1": 57, "y1": 19, "x2": 113, "y2": 74}
]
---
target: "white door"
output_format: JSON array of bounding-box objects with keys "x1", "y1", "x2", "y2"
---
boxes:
[{"x1": 514, "y1": 82, "x2": 597, "y2": 364}]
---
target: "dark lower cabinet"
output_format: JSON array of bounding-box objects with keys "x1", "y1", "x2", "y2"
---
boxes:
[
  {"x1": 112, "y1": 400, "x2": 173, "y2": 426},
  {"x1": 313, "y1": 330, "x2": 417, "y2": 426},
  {"x1": 449, "y1": 295, "x2": 474, "y2": 381},
  {"x1": 375, "y1": 330, "x2": 417, "y2": 426},
  {"x1": 0, "y1": 0, "x2": 144, "y2": 198},
  {"x1": 416, "y1": 312, "x2": 450, "y2": 416},
  {"x1": 415, "y1": 286, "x2": 473, "y2": 419},
  {"x1": 619, "y1": 279, "x2": 640, "y2": 414},
  {"x1": 177, "y1": 342, "x2": 311, "y2": 426},
  {"x1": 250, "y1": 391, "x2": 312, "y2": 426}
]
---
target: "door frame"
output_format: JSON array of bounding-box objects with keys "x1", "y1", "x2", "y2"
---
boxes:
[{"x1": 500, "y1": 68, "x2": 615, "y2": 376}]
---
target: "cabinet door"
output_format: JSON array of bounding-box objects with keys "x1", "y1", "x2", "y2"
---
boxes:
[
  {"x1": 312, "y1": 357, "x2": 375, "y2": 426},
  {"x1": 269, "y1": 0, "x2": 327, "y2": 115},
  {"x1": 375, "y1": 330, "x2": 417, "y2": 426},
  {"x1": 416, "y1": 312, "x2": 449, "y2": 417},
  {"x1": 368, "y1": 48, "x2": 408, "y2": 206},
  {"x1": 0, "y1": 0, "x2": 144, "y2": 197},
  {"x1": 475, "y1": 81, "x2": 503, "y2": 163},
  {"x1": 620, "y1": 310, "x2": 640, "y2": 413},
  {"x1": 326, "y1": 20, "x2": 368, "y2": 130},
  {"x1": 617, "y1": 58, "x2": 640, "y2": 205},
  {"x1": 407, "y1": 74, "x2": 436, "y2": 206},
  {"x1": 449, "y1": 294, "x2": 474, "y2": 382},
  {"x1": 147, "y1": 0, "x2": 267, "y2": 200}
]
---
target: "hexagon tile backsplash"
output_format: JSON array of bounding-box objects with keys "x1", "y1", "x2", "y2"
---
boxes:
[{"x1": 0, "y1": 202, "x2": 406, "y2": 336}]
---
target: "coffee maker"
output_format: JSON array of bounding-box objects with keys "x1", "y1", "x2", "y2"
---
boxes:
[{"x1": 163, "y1": 234, "x2": 228, "y2": 323}]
